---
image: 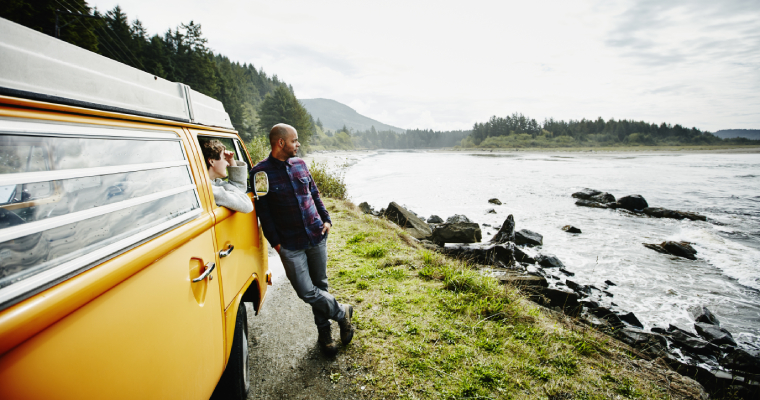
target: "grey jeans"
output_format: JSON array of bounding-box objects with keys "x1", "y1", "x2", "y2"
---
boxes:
[{"x1": 279, "y1": 239, "x2": 344, "y2": 328}]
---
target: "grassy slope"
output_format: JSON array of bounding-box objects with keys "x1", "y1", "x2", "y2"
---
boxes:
[{"x1": 323, "y1": 198, "x2": 701, "y2": 399}]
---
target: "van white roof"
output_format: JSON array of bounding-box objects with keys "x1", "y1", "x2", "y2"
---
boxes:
[{"x1": 0, "y1": 17, "x2": 234, "y2": 130}]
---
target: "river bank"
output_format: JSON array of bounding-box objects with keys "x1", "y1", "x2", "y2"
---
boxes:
[{"x1": 321, "y1": 198, "x2": 714, "y2": 399}]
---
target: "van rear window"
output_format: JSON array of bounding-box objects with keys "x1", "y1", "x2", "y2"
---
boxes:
[{"x1": 0, "y1": 118, "x2": 202, "y2": 310}]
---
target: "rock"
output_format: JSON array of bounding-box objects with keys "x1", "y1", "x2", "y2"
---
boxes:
[
  {"x1": 513, "y1": 246, "x2": 536, "y2": 264},
  {"x1": 643, "y1": 207, "x2": 707, "y2": 221},
  {"x1": 590, "y1": 192, "x2": 616, "y2": 203},
  {"x1": 571, "y1": 188, "x2": 602, "y2": 200},
  {"x1": 515, "y1": 229, "x2": 543, "y2": 246},
  {"x1": 486, "y1": 208, "x2": 497, "y2": 214},
  {"x1": 446, "y1": 214, "x2": 472, "y2": 224},
  {"x1": 499, "y1": 274, "x2": 548, "y2": 288},
  {"x1": 358, "y1": 201, "x2": 374, "y2": 214},
  {"x1": 575, "y1": 199, "x2": 612, "y2": 209},
  {"x1": 559, "y1": 268, "x2": 575, "y2": 276},
  {"x1": 533, "y1": 288, "x2": 579, "y2": 311},
  {"x1": 604, "y1": 280, "x2": 616, "y2": 286},
  {"x1": 588, "y1": 307, "x2": 625, "y2": 328},
  {"x1": 668, "y1": 329, "x2": 721, "y2": 356},
  {"x1": 427, "y1": 215, "x2": 443, "y2": 224},
  {"x1": 383, "y1": 202, "x2": 432, "y2": 240},
  {"x1": 431, "y1": 222, "x2": 482, "y2": 245},
  {"x1": 443, "y1": 243, "x2": 515, "y2": 267},
  {"x1": 488, "y1": 198, "x2": 502, "y2": 205},
  {"x1": 536, "y1": 254, "x2": 565, "y2": 269},
  {"x1": 694, "y1": 323, "x2": 737, "y2": 347},
  {"x1": 690, "y1": 306, "x2": 721, "y2": 326},
  {"x1": 620, "y1": 312, "x2": 644, "y2": 329},
  {"x1": 643, "y1": 241, "x2": 697, "y2": 260},
  {"x1": 562, "y1": 225, "x2": 581, "y2": 233},
  {"x1": 616, "y1": 195, "x2": 649, "y2": 211},
  {"x1": 723, "y1": 348, "x2": 760, "y2": 374},
  {"x1": 615, "y1": 328, "x2": 668, "y2": 357},
  {"x1": 490, "y1": 214, "x2": 515, "y2": 244},
  {"x1": 566, "y1": 280, "x2": 591, "y2": 295}
]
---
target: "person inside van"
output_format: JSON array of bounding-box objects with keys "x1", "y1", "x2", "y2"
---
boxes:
[{"x1": 201, "y1": 139, "x2": 253, "y2": 213}]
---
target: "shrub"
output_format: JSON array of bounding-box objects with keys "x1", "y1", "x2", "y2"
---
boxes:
[
  {"x1": 246, "y1": 134, "x2": 270, "y2": 165},
  {"x1": 309, "y1": 160, "x2": 348, "y2": 200}
]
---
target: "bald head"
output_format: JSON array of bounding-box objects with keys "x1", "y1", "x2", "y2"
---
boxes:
[{"x1": 269, "y1": 123, "x2": 296, "y2": 148}]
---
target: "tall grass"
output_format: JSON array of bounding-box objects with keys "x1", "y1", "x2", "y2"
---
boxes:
[{"x1": 309, "y1": 160, "x2": 348, "y2": 200}]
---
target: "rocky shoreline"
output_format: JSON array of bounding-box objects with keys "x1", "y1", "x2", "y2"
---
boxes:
[{"x1": 358, "y1": 198, "x2": 760, "y2": 398}]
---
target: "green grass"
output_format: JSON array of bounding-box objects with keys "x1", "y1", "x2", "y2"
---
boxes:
[{"x1": 323, "y1": 199, "x2": 683, "y2": 399}]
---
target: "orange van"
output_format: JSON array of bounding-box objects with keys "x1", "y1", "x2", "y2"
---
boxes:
[{"x1": 0, "y1": 17, "x2": 270, "y2": 399}]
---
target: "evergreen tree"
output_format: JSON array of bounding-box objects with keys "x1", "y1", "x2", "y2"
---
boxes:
[{"x1": 258, "y1": 85, "x2": 313, "y2": 148}]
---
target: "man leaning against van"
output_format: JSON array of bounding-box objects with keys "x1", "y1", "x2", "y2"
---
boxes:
[{"x1": 251, "y1": 123, "x2": 355, "y2": 354}]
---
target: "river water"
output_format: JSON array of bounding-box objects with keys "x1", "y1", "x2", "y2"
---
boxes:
[{"x1": 340, "y1": 150, "x2": 760, "y2": 350}]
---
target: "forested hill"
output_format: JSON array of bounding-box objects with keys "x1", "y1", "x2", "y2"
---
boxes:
[
  {"x1": 1, "y1": 0, "x2": 306, "y2": 142},
  {"x1": 713, "y1": 129, "x2": 760, "y2": 140},
  {"x1": 300, "y1": 98, "x2": 405, "y2": 134},
  {"x1": 462, "y1": 113, "x2": 760, "y2": 148}
]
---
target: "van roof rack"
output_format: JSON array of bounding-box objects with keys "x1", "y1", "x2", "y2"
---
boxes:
[{"x1": 0, "y1": 17, "x2": 234, "y2": 130}]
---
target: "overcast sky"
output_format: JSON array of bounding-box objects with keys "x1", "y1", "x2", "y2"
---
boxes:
[{"x1": 88, "y1": 0, "x2": 759, "y2": 132}]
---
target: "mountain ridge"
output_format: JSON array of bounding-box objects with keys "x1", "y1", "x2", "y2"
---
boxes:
[
  {"x1": 300, "y1": 98, "x2": 405, "y2": 134},
  {"x1": 713, "y1": 129, "x2": 760, "y2": 140}
]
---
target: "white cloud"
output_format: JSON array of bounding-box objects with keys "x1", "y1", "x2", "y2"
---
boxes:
[{"x1": 88, "y1": 0, "x2": 760, "y2": 131}]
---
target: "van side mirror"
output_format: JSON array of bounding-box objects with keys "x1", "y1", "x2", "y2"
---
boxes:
[{"x1": 252, "y1": 171, "x2": 268, "y2": 200}]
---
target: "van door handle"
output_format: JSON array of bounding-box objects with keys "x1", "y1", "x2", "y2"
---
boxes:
[
  {"x1": 219, "y1": 245, "x2": 234, "y2": 258},
  {"x1": 192, "y1": 262, "x2": 216, "y2": 282}
]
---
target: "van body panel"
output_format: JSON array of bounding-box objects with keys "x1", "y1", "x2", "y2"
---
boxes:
[{"x1": 0, "y1": 229, "x2": 224, "y2": 400}]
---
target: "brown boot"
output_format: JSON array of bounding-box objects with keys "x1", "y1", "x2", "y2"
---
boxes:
[
  {"x1": 317, "y1": 325, "x2": 338, "y2": 355},
  {"x1": 338, "y1": 304, "x2": 355, "y2": 345}
]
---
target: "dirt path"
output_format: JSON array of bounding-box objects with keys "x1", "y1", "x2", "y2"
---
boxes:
[{"x1": 245, "y1": 252, "x2": 363, "y2": 399}]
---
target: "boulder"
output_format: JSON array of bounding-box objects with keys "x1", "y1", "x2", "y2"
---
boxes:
[
  {"x1": 383, "y1": 202, "x2": 432, "y2": 239},
  {"x1": 604, "y1": 280, "x2": 617, "y2": 286},
  {"x1": 513, "y1": 246, "x2": 536, "y2": 264},
  {"x1": 668, "y1": 329, "x2": 721, "y2": 356},
  {"x1": 486, "y1": 208, "x2": 497, "y2": 214},
  {"x1": 515, "y1": 229, "x2": 543, "y2": 246},
  {"x1": 488, "y1": 198, "x2": 502, "y2": 205},
  {"x1": 617, "y1": 195, "x2": 649, "y2": 211},
  {"x1": 427, "y1": 215, "x2": 443, "y2": 224},
  {"x1": 615, "y1": 329, "x2": 668, "y2": 357},
  {"x1": 588, "y1": 307, "x2": 625, "y2": 328},
  {"x1": 571, "y1": 188, "x2": 602, "y2": 200},
  {"x1": 620, "y1": 312, "x2": 644, "y2": 329},
  {"x1": 643, "y1": 241, "x2": 697, "y2": 260},
  {"x1": 723, "y1": 348, "x2": 760, "y2": 374},
  {"x1": 690, "y1": 306, "x2": 720, "y2": 326},
  {"x1": 490, "y1": 214, "x2": 515, "y2": 244},
  {"x1": 532, "y1": 288, "x2": 579, "y2": 311},
  {"x1": 536, "y1": 254, "x2": 565, "y2": 269},
  {"x1": 358, "y1": 201, "x2": 374, "y2": 214},
  {"x1": 562, "y1": 225, "x2": 581, "y2": 233},
  {"x1": 575, "y1": 199, "x2": 612, "y2": 209},
  {"x1": 431, "y1": 222, "x2": 482, "y2": 245},
  {"x1": 443, "y1": 243, "x2": 515, "y2": 267},
  {"x1": 694, "y1": 323, "x2": 737, "y2": 347},
  {"x1": 590, "y1": 192, "x2": 616, "y2": 203},
  {"x1": 643, "y1": 207, "x2": 707, "y2": 221},
  {"x1": 499, "y1": 274, "x2": 548, "y2": 288},
  {"x1": 566, "y1": 280, "x2": 591, "y2": 295},
  {"x1": 446, "y1": 214, "x2": 472, "y2": 224}
]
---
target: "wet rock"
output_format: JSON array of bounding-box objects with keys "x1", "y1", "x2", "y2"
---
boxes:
[
  {"x1": 604, "y1": 280, "x2": 617, "y2": 286},
  {"x1": 486, "y1": 208, "x2": 497, "y2": 214},
  {"x1": 616, "y1": 194, "x2": 649, "y2": 211},
  {"x1": 668, "y1": 329, "x2": 721, "y2": 356},
  {"x1": 431, "y1": 222, "x2": 482, "y2": 245},
  {"x1": 643, "y1": 207, "x2": 707, "y2": 221},
  {"x1": 358, "y1": 201, "x2": 373, "y2": 214},
  {"x1": 427, "y1": 215, "x2": 443, "y2": 224},
  {"x1": 536, "y1": 254, "x2": 565, "y2": 269},
  {"x1": 499, "y1": 274, "x2": 548, "y2": 288},
  {"x1": 490, "y1": 214, "x2": 515, "y2": 244},
  {"x1": 515, "y1": 229, "x2": 543, "y2": 246},
  {"x1": 694, "y1": 323, "x2": 737, "y2": 347},
  {"x1": 531, "y1": 288, "x2": 579, "y2": 311},
  {"x1": 383, "y1": 202, "x2": 432, "y2": 239},
  {"x1": 690, "y1": 306, "x2": 720, "y2": 326},
  {"x1": 488, "y1": 198, "x2": 502, "y2": 205},
  {"x1": 615, "y1": 328, "x2": 668, "y2": 357},
  {"x1": 566, "y1": 280, "x2": 591, "y2": 295},
  {"x1": 559, "y1": 268, "x2": 575, "y2": 276},
  {"x1": 575, "y1": 199, "x2": 612, "y2": 209},
  {"x1": 588, "y1": 307, "x2": 624, "y2": 328},
  {"x1": 643, "y1": 241, "x2": 697, "y2": 260},
  {"x1": 620, "y1": 312, "x2": 644, "y2": 329},
  {"x1": 513, "y1": 246, "x2": 536, "y2": 264},
  {"x1": 443, "y1": 243, "x2": 515, "y2": 267},
  {"x1": 571, "y1": 188, "x2": 602, "y2": 200},
  {"x1": 446, "y1": 214, "x2": 472, "y2": 224},
  {"x1": 723, "y1": 348, "x2": 760, "y2": 374},
  {"x1": 562, "y1": 225, "x2": 581, "y2": 233},
  {"x1": 590, "y1": 192, "x2": 616, "y2": 203}
]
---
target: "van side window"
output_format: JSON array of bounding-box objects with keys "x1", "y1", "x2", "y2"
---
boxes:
[
  {"x1": 199, "y1": 136, "x2": 252, "y2": 193},
  {"x1": 0, "y1": 118, "x2": 203, "y2": 311}
]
